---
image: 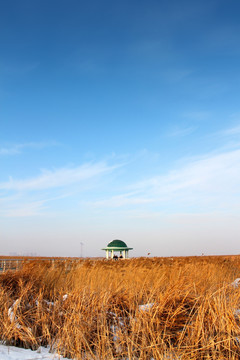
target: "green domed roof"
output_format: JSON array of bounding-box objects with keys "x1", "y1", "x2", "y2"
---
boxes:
[
  {"x1": 107, "y1": 239, "x2": 128, "y2": 248},
  {"x1": 102, "y1": 239, "x2": 133, "y2": 254}
]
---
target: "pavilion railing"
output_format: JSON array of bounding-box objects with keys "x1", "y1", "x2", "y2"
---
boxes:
[{"x1": 0, "y1": 259, "x2": 23, "y2": 272}]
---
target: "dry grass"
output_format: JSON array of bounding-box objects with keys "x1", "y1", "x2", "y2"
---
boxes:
[{"x1": 1, "y1": 256, "x2": 240, "y2": 359}]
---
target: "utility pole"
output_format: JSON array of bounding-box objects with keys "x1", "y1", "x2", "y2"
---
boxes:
[{"x1": 80, "y1": 242, "x2": 84, "y2": 258}]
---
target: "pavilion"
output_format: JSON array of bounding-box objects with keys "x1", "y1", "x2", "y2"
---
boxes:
[{"x1": 102, "y1": 239, "x2": 133, "y2": 259}]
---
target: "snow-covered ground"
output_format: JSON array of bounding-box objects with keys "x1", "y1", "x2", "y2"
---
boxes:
[
  {"x1": 0, "y1": 346, "x2": 177, "y2": 360},
  {"x1": 0, "y1": 345, "x2": 69, "y2": 360}
]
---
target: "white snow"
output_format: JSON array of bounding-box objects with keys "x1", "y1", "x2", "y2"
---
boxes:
[
  {"x1": 231, "y1": 278, "x2": 240, "y2": 288},
  {"x1": 0, "y1": 345, "x2": 179, "y2": 360},
  {"x1": 234, "y1": 309, "x2": 240, "y2": 318},
  {"x1": 138, "y1": 303, "x2": 154, "y2": 311},
  {"x1": 8, "y1": 300, "x2": 21, "y2": 329},
  {"x1": 0, "y1": 345, "x2": 69, "y2": 360}
]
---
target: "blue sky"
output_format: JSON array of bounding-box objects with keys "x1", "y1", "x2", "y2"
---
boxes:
[{"x1": 1, "y1": 0, "x2": 240, "y2": 257}]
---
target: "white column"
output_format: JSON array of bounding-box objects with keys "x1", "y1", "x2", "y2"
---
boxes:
[
  {"x1": 106, "y1": 250, "x2": 109, "y2": 259},
  {"x1": 123, "y1": 250, "x2": 126, "y2": 259},
  {"x1": 111, "y1": 250, "x2": 114, "y2": 258}
]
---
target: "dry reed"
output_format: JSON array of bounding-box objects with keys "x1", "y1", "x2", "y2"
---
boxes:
[{"x1": 0, "y1": 256, "x2": 240, "y2": 359}]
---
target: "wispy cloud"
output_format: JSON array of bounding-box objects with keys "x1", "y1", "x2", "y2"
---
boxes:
[
  {"x1": 91, "y1": 192, "x2": 153, "y2": 208},
  {"x1": 162, "y1": 68, "x2": 193, "y2": 83},
  {"x1": 212, "y1": 122, "x2": 240, "y2": 151},
  {"x1": 0, "y1": 192, "x2": 71, "y2": 218},
  {"x1": 181, "y1": 111, "x2": 211, "y2": 121},
  {"x1": 221, "y1": 124, "x2": 240, "y2": 136},
  {"x1": 2, "y1": 126, "x2": 240, "y2": 218},
  {"x1": 91, "y1": 148, "x2": 240, "y2": 214},
  {"x1": 1, "y1": 200, "x2": 47, "y2": 218},
  {"x1": 0, "y1": 160, "x2": 121, "y2": 217},
  {"x1": 0, "y1": 161, "x2": 119, "y2": 191},
  {"x1": 168, "y1": 126, "x2": 197, "y2": 137},
  {"x1": 0, "y1": 141, "x2": 58, "y2": 156},
  {"x1": 133, "y1": 148, "x2": 240, "y2": 197}
]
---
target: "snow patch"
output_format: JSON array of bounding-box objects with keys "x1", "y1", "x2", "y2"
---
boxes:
[
  {"x1": 139, "y1": 303, "x2": 154, "y2": 311},
  {"x1": 8, "y1": 300, "x2": 21, "y2": 329},
  {"x1": 0, "y1": 345, "x2": 69, "y2": 360},
  {"x1": 231, "y1": 278, "x2": 240, "y2": 288}
]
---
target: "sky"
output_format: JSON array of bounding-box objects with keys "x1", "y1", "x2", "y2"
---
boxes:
[{"x1": 1, "y1": 0, "x2": 240, "y2": 257}]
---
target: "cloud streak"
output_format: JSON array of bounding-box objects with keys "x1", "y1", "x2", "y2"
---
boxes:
[
  {"x1": 0, "y1": 160, "x2": 121, "y2": 217},
  {"x1": 167, "y1": 126, "x2": 197, "y2": 137},
  {"x1": 0, "y1": 141, "x2": 59, "y2": 156},
  {"x1": 2, "y1": 125, "x2": 240, "y2": 218},
  {"x1": 91, "y1": 148, "x2": 240, "y2": 214},
  {"x1": 0, "y1": 192, "x2": 72, "y2": 218},
  {"x1": 134, "y1": 148, "x2": 240, "y2": 194},
  {"x1": 91, "y1": 192, "x2": 154, "y2": 208},
  {"x1": 1, "y1": 199, "x2": 47, "y2": 218},
  {"x1": 0, "y1": 161, "x2": 118, "y2": 191},
  {"x1": 221, "y1": 125, "x2": 240, "y2": 136}
]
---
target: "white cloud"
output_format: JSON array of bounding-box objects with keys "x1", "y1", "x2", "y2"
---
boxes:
[
  {"x1": 0, "y1": 192, "x2": 72, "y2": 218},
  {"x1": 91, "y1": 192, "x2": 153, "y2": 208},
  {"x1": 222, "y1": 125, "x2": 240, "y2": 136},
  {"x1": 168, "y1": 126, "x2": 197, "y2": 137},
  {"x1": 0, "y1": 141, "x2": 58, "y2": 156},
  {"x1": 162, "y1": 68, "x2": 193, "y2": 83},
  {"x1": 0, "y1": 161, "x2": 118, "y2": 191},
  {"x1": 181, "y1": 111, "x2": 211, "y2": 120},
  {"x1": 135, "y1": 148, "x2": 240, "y2": 193},
  {"x1": 0, "y1": 160, "x2": 122, "y2": 217},
  {"x1": 0, "y1": 147, "x2": 19, "y2": 155},
  {"x1": 2, "y1": 130, "x2": 240, "y2": 219},
  {"x1": 135, "y1": 148, "x2": 240, "y2": 202},
  {"x1": 91, "y1": 148, "x2": 240, "y2": 213},
  {"x1": 2, "y1": 200, "x2": 47, "y2": 217}
]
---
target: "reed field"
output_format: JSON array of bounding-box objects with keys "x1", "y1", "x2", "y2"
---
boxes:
[{"x1": 1, "y1": 256, "x2": 240, "y2": 359}]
